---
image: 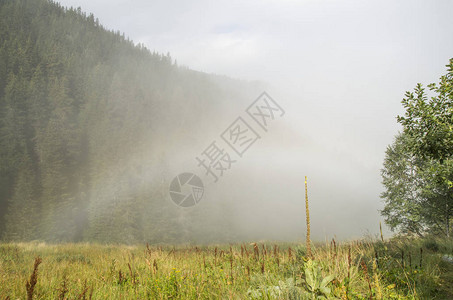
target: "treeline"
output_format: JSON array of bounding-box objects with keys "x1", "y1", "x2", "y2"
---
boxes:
[{"x1": 0, "y1": 0, "x2": 245, "y2": 243}]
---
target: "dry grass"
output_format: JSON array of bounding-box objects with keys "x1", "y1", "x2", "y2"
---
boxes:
[
  {"x1": 25, "y1": 257, "x2": 42, "y2": 300},
  {"x1": 0, "y1": 238, "x2": 451, "y2": 299}
]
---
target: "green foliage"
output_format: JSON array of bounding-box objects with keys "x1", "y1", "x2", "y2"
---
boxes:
[
  {"x1": 381, "y1": 133, "x2": 425, "y2": 236},
  {"x1": 423, "y1": 239, "x2": 440, "y2": 252},
  {"x1": 382, "y1": 59, "x2": 453, "y2": 238},
  {"x1": 381, "y1": 132, "x2": 453, "y2": 236},
  {"x1": 373, "y1": 237, "x2": 450, "y2": 299},
  {"x1": 397, "y1": 59, "x2": 453, "y2": 164},
  {"x1": 1, "y1": 239, "x2": 451, "y2": 299},
  {"x1": 301, "y1": 260, "x2": 334, "y2": 299}
]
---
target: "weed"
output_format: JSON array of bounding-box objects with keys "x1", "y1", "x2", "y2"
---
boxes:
[{"x1": 25, "y1": 257, "x2": 42, "y2": 300}]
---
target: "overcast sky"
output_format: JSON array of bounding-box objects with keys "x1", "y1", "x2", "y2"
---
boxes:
[{"x1": 57, "y1": 0, "x2": 453, "y2": 239}]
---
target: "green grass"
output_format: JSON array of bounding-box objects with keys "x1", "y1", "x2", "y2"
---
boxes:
[{"x1": 0, "y1": 237, "x2": 452, "y2": 299}]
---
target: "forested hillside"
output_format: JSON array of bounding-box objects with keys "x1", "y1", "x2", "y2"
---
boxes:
[{"x1": 0, "y1": 0, "x2": 255, "y2": 244}]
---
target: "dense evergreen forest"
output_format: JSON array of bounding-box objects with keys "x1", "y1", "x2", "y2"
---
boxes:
[{"x1": 0, "y1": 0, "x2": 256, "y2": 244}]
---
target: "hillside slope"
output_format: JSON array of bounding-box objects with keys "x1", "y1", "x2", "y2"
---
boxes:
[{"x1": 0, "y1": 0, "x2": 260, "y2": 243}]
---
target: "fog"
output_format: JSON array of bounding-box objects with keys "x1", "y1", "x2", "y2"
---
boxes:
[{"x1": 55, "y1": 0, "x2": 453, "y2": 241}]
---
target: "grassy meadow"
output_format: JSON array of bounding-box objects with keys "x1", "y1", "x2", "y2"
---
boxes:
[{"x1": 1, "y1": 238, "x2": 453, "y2": 299}]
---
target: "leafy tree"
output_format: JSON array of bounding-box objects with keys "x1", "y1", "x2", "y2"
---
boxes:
[
  {"x1": 382, "y1": 59, "x2": 453, "y2": 237},
  {"x1": 381, "y1": 133, "x2": 425, "y2": 236},
  {"x1": 397, "y1": 59, "x2": 453, "y2": 172},
  {"x1": 381, "y1": 133, "x2": 453, "y2": 236},
  {"x1": 417, "y1": 159, "x2": 453, "y2": 237}
]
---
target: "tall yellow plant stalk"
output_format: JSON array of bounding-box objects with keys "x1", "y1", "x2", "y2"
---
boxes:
[
  {"x1": 305, "y1": 176, "x2": 312, "y2": 258},
  {"x1": 379, "y1": 221, "x2": 384, "y2": 242}
]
